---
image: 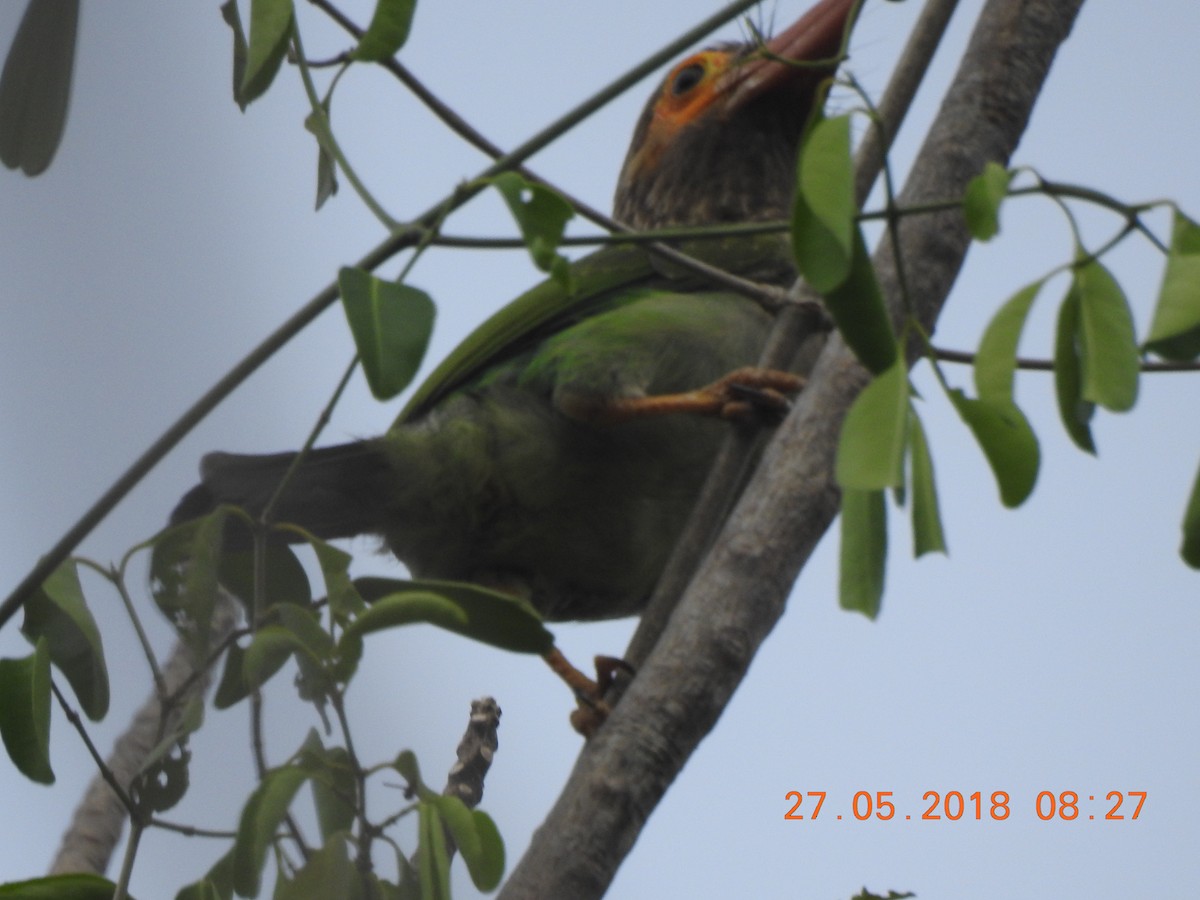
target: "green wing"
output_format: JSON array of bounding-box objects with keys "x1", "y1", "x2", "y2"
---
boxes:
[{"x1": 397, "y1": 232, "x2": 792, "y2": 423}]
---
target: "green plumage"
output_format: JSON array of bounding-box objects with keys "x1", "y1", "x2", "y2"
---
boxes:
[
  {"x1": 176, "y1": 235, "x2": 809, "y2": 620},
  {"x1": 174, "y1": 0, "x2": 853, "y2": 620}
]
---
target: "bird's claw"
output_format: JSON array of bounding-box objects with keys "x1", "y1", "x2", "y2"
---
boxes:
[
  {"x1": 544, "y1": 649, "x2": 635, "y2": 738},
  {"x1": 701, "y1": 367, "x2": 805, "y2": 422}
]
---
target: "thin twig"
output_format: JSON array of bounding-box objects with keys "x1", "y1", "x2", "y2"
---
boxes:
[
  {"x1": 50, "y1": 680, "x2": 137, "y2": 812},
  {"x1": 933, "y1": 346, "x2": 1200, "y2": 372}
]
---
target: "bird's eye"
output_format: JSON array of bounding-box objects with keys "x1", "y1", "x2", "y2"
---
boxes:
[{"x1": 670, "y1": 63, "x2": 706, "y2": 97}]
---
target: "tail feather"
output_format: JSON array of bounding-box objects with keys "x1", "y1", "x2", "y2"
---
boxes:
[{"x1": 171, "y1": 442, "x2": 394, "y2": 541}]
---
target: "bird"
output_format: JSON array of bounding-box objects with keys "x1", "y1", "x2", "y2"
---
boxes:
[{"x1": 174, "y1": 0, "x2": 854, "y2": 631}]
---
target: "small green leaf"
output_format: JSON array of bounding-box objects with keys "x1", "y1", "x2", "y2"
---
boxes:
[
  {"x1": 150, "y1": 510, "x2": 231, "y2": 657},
  {"x1": 175, "y1": 848, "x2": 235, "y2": 900},
  {"x1": 963, "y1": 162, "x2": 1013, "y2": 241},
  {"x1": 305, "y1": 97, "x2": 339, "y2": 210},
  {"x1": 214, "y1": 642, "x2": 251, "y2": 709},
  {"x1": 947, "y1": 389, "x2": 1040, "y2": 508},
  {"x1": 344, "y1": 592, "x2": 468, "y2": 637},
  {"x1": 392, "y1": 748, "x2": 424, "y2": 792},
  {"x1": 302, "y1": 743, "x2": 357, "y2": 841},
  {"x1": 0, "y1": 0, "x2": 79, "y2": 176},
  {"x1": 351, "y1": 577, "x2": 553, "y2": 654},
  {"x1": 821, "y1": 226, "x2": 897, "y2": 374},
  {"x1": 907, "y1": 408, "x2": 946, "y2": 558},
  {"x1": 791, "y1": 113, "x2": 855, "y2": 292},
  {"x1": 1181, "y1": 457, "x2": 1200, "y2": 569},
  {"x1": 0, "y1": 873, "x2": 128, "y2": 899},
  {"x1": 430, "y1": 796, "x2": 505, "y2": 891},
  {"x1": 133, "y1": 743, "x2": 192, "y2": 814},
  {"x1": 491, "y1": 173, "x2": 574, "y2": 289},
  {"x1": 1146, "y1": 209, "x2": 1200, "y2": 360},
  {"x1": 305, "y1": 535, "x2": 364, "y2": 621},
  {"x1": 0, "y1": 639, "x2": 54, "y2": 784},
  {"x1": 1076, "y1": 258, "x2": 1139, "y2": 411},
  {"x1": 974, "y1": 279, "x2": 1044, "y2": 404},
  {"x1": 174, "y1": 878, "x2": 223, "y2": 900},
  {"x1": 839, "y1": 488, "x2": 887, "y2": 618},
  {"x1": 352, "y1": 0, "x2": 417, "y2": 61},
  {"x1": 275, "y1": 836, "x2": 362, "y2": 900},
  {"x1": 417, "y1": 802, "x2": 452, "y2": 900},
  {"x1": 233, "y1": 763, "x2": 310, "y2": 897},
  {"x1": 21, "y1": 561, "x2": 108, "y2": 721},
  {"x1": 242, "y1": 626, "x2": 302, "y2": 692},
  {"x1": 836, "y1": 357, "x2": 909, "y2": 490},
  {"x1": 1053, "y1": 285, "x2": 1096, "y2": 453},
  {"x1": 218, "y1": 539, "x2": 312, "y2": 613},
  {"x1": 219, "y1": 0, "x2": 249, "y2": 112},
  {"x1": 241, "y1": 0, "x2": 294, "y2": 105},
  {"x1": 339, "y1": 266, "x2": 436, "y2": 400}
]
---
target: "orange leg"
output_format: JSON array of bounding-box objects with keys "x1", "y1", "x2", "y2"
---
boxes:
[
  {"x1": 575, "y1": 367, "x2": 805, "y2": 425},
  {"x1": 543, "y1": 648, "x2": 634, "y2": 738}
]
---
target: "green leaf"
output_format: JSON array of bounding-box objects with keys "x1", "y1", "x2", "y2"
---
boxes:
[
  {"x1": 217, "y1": 539, "x2": 312, "y2": 613},
  {"x1": 430, "y1": 796, "x2": 505, "y2": 891},
  {"x1": 947, "y1": 389, "x2": 1040, "y2": 508},
  {"x1": 974, "y1": 279, "x2": 1044, "y2": 404},
  {"x1": 214, "y1": 642, "x2": 251, "y2": 710},
  {"x1": 339, "y1": 266, "x2": 436, "y2": 400},
  {"x1": 233, "y1": 763, "x2": 310, "y2": 897},
  {"x1": 1181, "y1": 456, "x2": 1200, "y2": 569},
  {"x1": 241, "y1": 626, "x2": 302, "y2": 692},
  {"x1": 150, "y1": 510, "x2": 231, "y2": 657},
  {"x1": 350, "y1": 577, "x2": 554, "y2": 654},
  {"x1": 305, "y1": 96, "x2": 339, "y2": 210},
  {"x1": 791, "y1": 113, "x2": 855, "y2": 292},
  {"x1": 174, "y1": 878, "x2": 222, "y2": 900},
  {"x1": 305, "y1": 535, "x2": 365, "y2": 621},
  {"x1": 836, "y1": 356, "x2": 909, "y2": 490},
  {"x1": 0, "y1": 0, "x2": 79, "y2": 176},
  {"x1": 275, "y1": 836, "x2": 362, "y2": 900},
  {"x1": 352, "y1": 0, "x2": 417, "y2": 61},
  {"x1": 821, "y1": 226, "x2": 897, "y2": 374},
  {"x1": 417, "y1": 802, "x2": 452, "y2": 900},
  {"x1": 0, "y1": 873, "x2": 129, "y2": 900},
  {"x1": 1075, "y1": 258, "x2": 1139, "y2": 411},
  {"x1": 133, "y1": 742, "x2": 192, "y2": 814},
  {"x1": 219, "y1": 0, "x2": 249, "y2": 112},
  {"x1": 0, "y1": 639, "x2": 54, "y2": 784},
  {"x1": 907, "y1": 409, "x2": 947, "y2": 557},
  {"x1": 21, "y1": 561, "x2": 108, "y2": 721},
  {"x1": 963, "y1": 162, "x2": 1013, "y2": 241},
  {"x1": 1146, "y1": 209, "x2": 1200, "y2": 360},
  {"x1": 241, "y1": 0, "x2": 294, "y2": 105},
  {"x1": 1053, "y1": 285, "x2": 1096, "y2": 453},
  {"x1": 175, "y1": 847, "x2": 235, "y2": 900},
  {"x1": 839, "y1": 489, "x2": 887, "y2": 618},
  {"x1": 491, "y1": 173, "x2": 574, "y2": 289},
  {"x1": 303, "y1": 744, "x2": 356, "y2": 841}
]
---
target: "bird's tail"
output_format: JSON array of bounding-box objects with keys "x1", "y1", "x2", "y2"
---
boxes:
[{"x1": 171, "y1": 442, "x2": 395, "y2": 541}]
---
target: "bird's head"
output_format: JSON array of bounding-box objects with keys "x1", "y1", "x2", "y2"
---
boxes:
[{"x1": 614, "y1": 0, "x2": 856, "y2": 231}]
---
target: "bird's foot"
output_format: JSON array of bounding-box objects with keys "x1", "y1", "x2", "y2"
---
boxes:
[
  {"x1": 543, "y1": 648, "x2": 634, "y2": 738},
  {"x1": 580, "y1": 367, "x2": 805, "y2": 424}
]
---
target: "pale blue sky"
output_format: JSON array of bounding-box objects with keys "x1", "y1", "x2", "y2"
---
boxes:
[{"x1": 1, "y1": 1, "x2": 1198, "y2": 897}]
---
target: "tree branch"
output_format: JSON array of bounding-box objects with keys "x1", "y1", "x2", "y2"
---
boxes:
[
  {"x1": 499, "y1": 1, "x2": 1086, "y2": 896},
  {"x1": 48, "y1": 591, "x2": 240, "y2": 876}
]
